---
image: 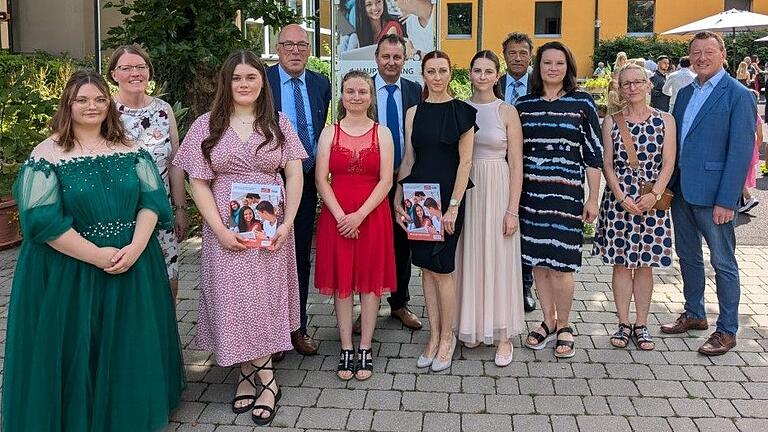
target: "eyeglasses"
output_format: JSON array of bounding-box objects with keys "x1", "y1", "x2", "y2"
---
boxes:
[
  {"x1": 73, "y1": 96, "x2": 110, "y2": 108},
  {"x1": 114, "y1": 64, "x2": 149, "y2": 73},
  {"x1": 619, "y1": 80, "x2": 648, "y2": 89},
  {"x1": 278, "y1": 41, "x2": 310, "y2": 52}
]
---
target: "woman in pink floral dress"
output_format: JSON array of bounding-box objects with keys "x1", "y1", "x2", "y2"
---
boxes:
[{"x1": 173, "y1": 51, "x2": 306, "y2": 426}]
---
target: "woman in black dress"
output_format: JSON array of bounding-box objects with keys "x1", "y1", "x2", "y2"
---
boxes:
[
  {"x1": 394, "y1": 50, "x2": 476, "y2": 372},
  {"x1": 517, "y1": 42, "x2": 603, "y2": 358}
]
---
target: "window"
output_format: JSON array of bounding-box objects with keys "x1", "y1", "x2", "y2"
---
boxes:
[
  {"x1": 725, "y1": 0, "x2": 752, "y2": 11},
  {"x1": 534, "y1": 2, "x2": 562, "y2": 37},
  {"x1": 447, "y1": 3, "x2": 472, "y2": 39},
  {"x1": 627, "y1": 0, "x2": 654, "y2": 35}
]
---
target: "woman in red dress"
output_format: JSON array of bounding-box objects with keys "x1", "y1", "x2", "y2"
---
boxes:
[{"x1": 314, "y1": 70, "x2": 396, "y2": 381}]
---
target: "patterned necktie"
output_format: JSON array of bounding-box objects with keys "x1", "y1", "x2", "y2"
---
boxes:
[
  {"x1": 510, "y1": 80, "x2": 525, "y2": 105},
  {"x1": 385, "y1": 84, "x2": 402, "y2": 169},
  {"x1": 291, "y1": 78, "x2": 314, "y2": 172}
]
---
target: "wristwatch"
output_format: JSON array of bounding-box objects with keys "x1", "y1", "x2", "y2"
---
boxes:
[
  {"x1": 652, "y1": 190, "x2": 663, "y2": 201},
  {"x1": 449, "y1": 198, "x2": 460, "y2": 207}
]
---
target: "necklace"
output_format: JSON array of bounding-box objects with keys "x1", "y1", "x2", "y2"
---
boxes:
[
  {"x1": 231, "y1": 114, "x2": 254, "y2": 126},
  {"x1": 77, "y1": 139, "x2": 107, "y2": 155}
]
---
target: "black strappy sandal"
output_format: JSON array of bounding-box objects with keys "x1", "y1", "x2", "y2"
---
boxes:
[
  {"x1": 554, "y1": 326, "x2": 576, "y2": 359},
  {"x1": 610, "y1": 323, "x2": 632, "y2": 349},
  {"x1": 251, "y1": 360, "x2": 282, "y2": 426},
  {"x1": 337, "y1": 348, "x2": 356, "y2": 381},
  {"x1": 231, "y1": 363, "x2": 258, "y2": 414},
  {"x1": 524, "y1": 321, "x2": 557, "y2": 350},
  {"x1": 632, "y1": 324, "x2": 656, "y2": 351},
  {"x1": 355, "y1": 348, "x2": 373, "y2": 381}
]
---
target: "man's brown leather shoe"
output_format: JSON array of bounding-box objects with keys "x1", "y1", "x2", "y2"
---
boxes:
[
  {"x1": 271, "y1": 351, "x2": 286, "y2": 362},
  {"x1": 660, "y1": 313, "x2": 709, "y2": 334},
  {"x1": 391, "y1": 307, "x2": 422, "y2": 330},
  {"x1": 698, "y1": 331, "x2": 736, "y2": 356},
  {"x1": 291, "y1": 330, "x2": 319, "y2": 355}
]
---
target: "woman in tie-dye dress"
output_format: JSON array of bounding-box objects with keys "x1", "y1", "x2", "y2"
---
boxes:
[{"x1": 516, "y1": 42, "x2": 603, "y2": 359}]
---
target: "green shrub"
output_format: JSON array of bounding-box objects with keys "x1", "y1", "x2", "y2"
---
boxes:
[
  {"x1": 593, "y1": 35, "x2": 688, "y2": 68},
  {"x1": 306, "y1": 57, "x2": 331, "y2": 80},
  {"x1": 0, "y1": 52, "x2": 87, "y2": 197}
]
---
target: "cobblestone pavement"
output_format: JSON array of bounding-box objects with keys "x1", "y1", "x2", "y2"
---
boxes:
[{"x1": 1, "y1": 239, "x2": 767, "y2": 431}]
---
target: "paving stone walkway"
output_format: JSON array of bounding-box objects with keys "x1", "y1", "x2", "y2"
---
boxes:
[{"x1": 1, "y1": 239, "x2": 767, "y2": 431}]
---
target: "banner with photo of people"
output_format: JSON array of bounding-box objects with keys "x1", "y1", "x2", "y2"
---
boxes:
[{"x1": 334, "y1": 0, "x2": 438, "y2": 85}]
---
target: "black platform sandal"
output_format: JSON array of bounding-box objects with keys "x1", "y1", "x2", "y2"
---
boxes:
[
  {"x1": 337, "y1": 348, "x2": 356, "y2": 381},
  {"x1": 610, "y1": 323, "x2": 632, "y2": 349},
  {"x1": 524, "y1": 321, "x2": 556, "y2": 350},
  {"x1": 231, "y1": 363, "x2": 258, "y2": 414},
  {"x1": 632, "y1": 324, "x2": 656, "y2": 351},
  {"x1": 355, "y1": 348, "x2": 373, "y2": 381},
  {"x1": 251, "y1": 360, "x2": 282, "y2": 426},
  {"x1": 554, "y1": 326, "x2": 576, "y2": 359}
]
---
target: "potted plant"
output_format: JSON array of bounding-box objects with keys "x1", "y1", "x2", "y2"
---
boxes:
[{"x1": 0, "y1": 58, "x2": 67, "y2": 249}]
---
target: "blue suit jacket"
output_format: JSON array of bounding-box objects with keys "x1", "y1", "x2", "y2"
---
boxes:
[
  {"x1": 266, "y1": 65, "x2": 331, "y2": 145},
  {"x1": 671, "y1": 74, "x2": 756, "y2": 210}
]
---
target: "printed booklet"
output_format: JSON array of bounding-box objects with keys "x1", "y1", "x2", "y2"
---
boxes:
[
  {"x1": 402, "y1": 183, "x2": 443, "y2": 241},
  {"x1": 227, "y1": 182, "x2": 282, "y2": 248}
]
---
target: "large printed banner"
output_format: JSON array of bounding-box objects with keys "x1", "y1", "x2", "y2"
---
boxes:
[{"x1": 333, "y1": 0, "x2": 438, "y2": 86}]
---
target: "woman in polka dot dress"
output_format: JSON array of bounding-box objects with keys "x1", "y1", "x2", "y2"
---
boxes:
[{"x1": 593, "y1": 63, "x2": 677, "y2": 352}]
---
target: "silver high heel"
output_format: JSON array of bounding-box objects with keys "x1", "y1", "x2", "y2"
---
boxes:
[
  {"x1": 430, "y1": 337, "x2": 457, "y2": 372},
  {"x1": 416, "y1": 353, "x2": 434, "y2": 368}
]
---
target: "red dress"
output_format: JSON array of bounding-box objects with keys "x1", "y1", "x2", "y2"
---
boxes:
[{"x1": 315, "y1": 123, "x2": 396, "y2": 298}]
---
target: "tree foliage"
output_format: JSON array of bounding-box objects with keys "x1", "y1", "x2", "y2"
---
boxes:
[
  {"x1": 592, "y1": 35, "x2": 688, "y2": 69},
  {"x1": 104, "y1": 0, "x2": 304, "y2": 127}
]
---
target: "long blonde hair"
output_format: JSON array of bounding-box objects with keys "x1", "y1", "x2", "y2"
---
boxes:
[
  {"x1": 337, "y1": 70, "x2": 377, "y2": 121},
  {"x1": 737, "y1": 61, "x2": 750, "y2": 81}
]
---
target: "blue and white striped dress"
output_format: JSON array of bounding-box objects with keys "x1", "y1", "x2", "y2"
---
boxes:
[{"x1": 516, "y1": 91, "x2": 603, "y2": 272}]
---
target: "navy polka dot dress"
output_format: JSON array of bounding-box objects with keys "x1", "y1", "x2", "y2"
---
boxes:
[{"x1": 593, "y1": 109, "x2": 673, "y2": 268}]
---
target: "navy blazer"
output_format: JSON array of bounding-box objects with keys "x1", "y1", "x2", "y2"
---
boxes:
[
  {"x1": 266, "y1": 65, "x2": 331, "y2": 145},
  {"x1": 372, "y1": 74, "x2": 422, "y2": 130},
  {"x1": 671, "y1": 73, "x2": 756, "y2": 210}
]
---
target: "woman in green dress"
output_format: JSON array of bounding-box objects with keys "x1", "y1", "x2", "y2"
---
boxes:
[{"x1": 2, "y1": 70, "x2": 184, "y2": 431}]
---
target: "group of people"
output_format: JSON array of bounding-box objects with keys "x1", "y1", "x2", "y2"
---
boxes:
[{"x1": 2, "y1": 23, "x2": 758, "y2": 432}]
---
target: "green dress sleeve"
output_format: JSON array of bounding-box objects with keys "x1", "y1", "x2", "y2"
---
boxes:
[
  {"x1": 134, "y1": 150, "x2": 173, "y2": 231},
  {"x1": 13, "y1": 159, "x2": 73, "y2": 243}
]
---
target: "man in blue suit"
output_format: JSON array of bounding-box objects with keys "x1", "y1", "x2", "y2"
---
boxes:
[
  {"x1": 660, "y1": 31, "x2": 756, "y2": 356},
  {"x1": 352, "y1": 34, "x2": 423, "y2": 334},
  {"x1": 267, "y1": 24, "x2": 331, "y2": 357}
]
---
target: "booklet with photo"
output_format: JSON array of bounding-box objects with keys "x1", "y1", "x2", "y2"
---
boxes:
[
  {"x1": 227, "y1": 183, "x2": 282, "y2": 248},
  {"x1": 402, "y1": 183, "x2": 443, "y2": 241}
]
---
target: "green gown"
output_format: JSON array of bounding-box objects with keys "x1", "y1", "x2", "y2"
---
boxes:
[{"x1": 2, "y1": 149, "x2": 184, "y2": 431}]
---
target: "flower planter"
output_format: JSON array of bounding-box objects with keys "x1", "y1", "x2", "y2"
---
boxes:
[{"x1": 0, "y1": 198, "x2": 22, "y2": 250}]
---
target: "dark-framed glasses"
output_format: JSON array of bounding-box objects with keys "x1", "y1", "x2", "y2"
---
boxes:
[
  {"x1": 619, "y1": 80, "x2": 647, "y2": 90},
  {"x1": 278, "y1": 41, "x2": 310, "y2": 52}
]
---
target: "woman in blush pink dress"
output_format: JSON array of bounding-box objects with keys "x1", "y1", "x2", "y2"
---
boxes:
[{"x1": 173, "y1": 51, "x2": 306, "y2": 426}]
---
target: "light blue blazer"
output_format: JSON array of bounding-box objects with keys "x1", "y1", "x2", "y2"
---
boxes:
[{"x1": 671, "y1": 74, "x2": 756, "y2": 210}]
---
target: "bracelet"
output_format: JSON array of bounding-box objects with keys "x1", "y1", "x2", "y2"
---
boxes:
[{"x1": 505, "y1": 210, "x2": 519, "y2": 217}]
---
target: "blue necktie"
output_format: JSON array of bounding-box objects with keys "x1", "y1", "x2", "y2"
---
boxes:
[
  {"x1": 510, "y1": 80, "x2": 525, "y2": 105},
  {"x1": 385, "y1": 84, "x2": 402, "y2": 169},
  {"x1": 291, "y1": 78, "x2": 314, "y2": 172}
]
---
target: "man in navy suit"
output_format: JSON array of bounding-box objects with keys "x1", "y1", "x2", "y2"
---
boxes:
[
  {"x1": 499, "y1": 32, "x2": 536, "y2": 313},
  {"x1": 353, "y1": 34, "x2": 423, "y2": 334},
  {"x1": 660, "y1": 31, "x2": 756, "y2": 356},
  {"x1": 267, "y1": 24, "x2": 331, "y2": 356}
]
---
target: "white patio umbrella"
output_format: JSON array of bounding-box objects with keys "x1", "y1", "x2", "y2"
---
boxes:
[
  {"x1": 662, "y1": 8, "x2": 768, "y2": 36},
  {"x1": 755, "y1": 35, "x2": 768, "y2": 42}
]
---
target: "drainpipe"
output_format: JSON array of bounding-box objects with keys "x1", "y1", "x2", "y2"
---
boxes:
[
  {"x1": 477, "y1": 0, "x2": 484, "y2": 52},
  {"x1": 94, "y1": 0, "x2": 101, "y2": 72},
  {"x1": 593, "y1": 0, "x2": 600, "y2": 55},
  {"x1": 314, "y1": 0, "x2": 321, "y2": 57}
]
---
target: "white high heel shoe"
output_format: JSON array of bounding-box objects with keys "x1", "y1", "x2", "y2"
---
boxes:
[{"x1": 430, "y1": 337, "x2": 457, "y2": 372}]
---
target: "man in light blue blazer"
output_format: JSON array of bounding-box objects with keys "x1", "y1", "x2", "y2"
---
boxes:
[{"x1": 660, "y1": 31, "x2": 756, "y2": 356}]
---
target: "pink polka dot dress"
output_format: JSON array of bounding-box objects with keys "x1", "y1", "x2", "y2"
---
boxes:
[{"x1": 173, "y1": 112, "x2": 307, "y2": 366}]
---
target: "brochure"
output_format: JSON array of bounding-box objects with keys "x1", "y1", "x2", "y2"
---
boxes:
[
  {"x1": 402, "y1": 183, "x2": 443, "y2": 242},
  {"x1": 227, "y1": 182, "x2": 282, "y2": 248}
]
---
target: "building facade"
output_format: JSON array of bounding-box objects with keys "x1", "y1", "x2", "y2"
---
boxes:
[{"x1": 4, "y1": 1, "x2": 768, "y2": 77}]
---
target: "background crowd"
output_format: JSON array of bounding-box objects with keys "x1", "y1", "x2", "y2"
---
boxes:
[{"x1": 1, "y1": 23, "x2": 761, "y2": 432}]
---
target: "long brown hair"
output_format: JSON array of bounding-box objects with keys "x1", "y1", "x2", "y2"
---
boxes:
[
  {"x1": 337, "y1": 70, "x2": 377, "y2": 121},
  {"x1": 421, "y1": 50, "x2": 453, "y2": 101},
  {"x1": 529, "y1": 41, "x2": 578, "y2": 97},
  {"x1": 201, "y1": 50, "x2": 285, "y2": 162},
  {"x1": 50, "y1": 70, "x2": 128, "y2": 152},
  {"x1": 470, "y1": 50, "x2": 503, "y2": 100}
]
